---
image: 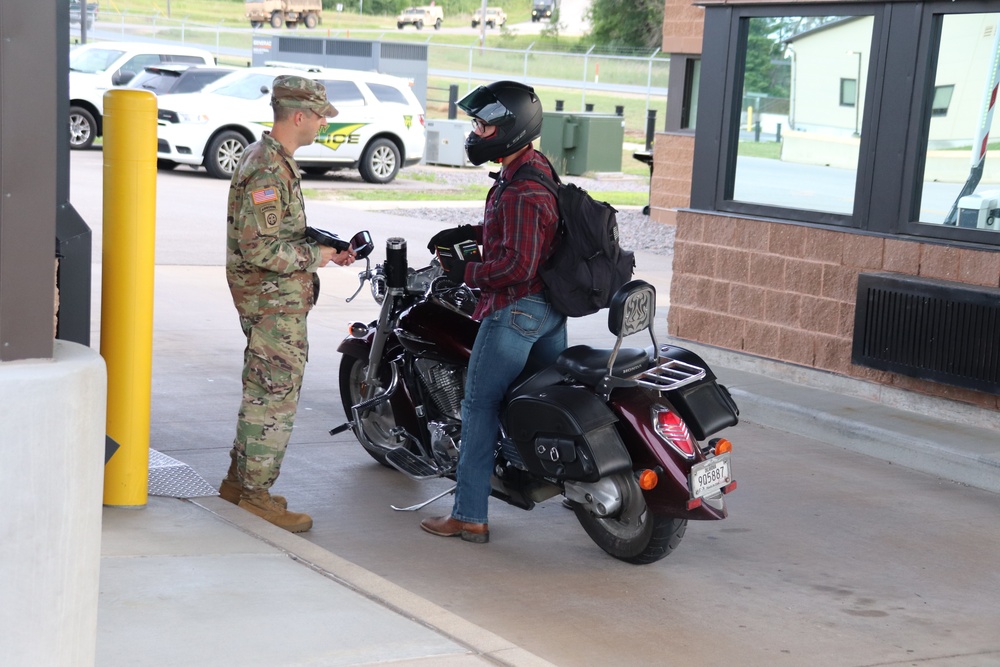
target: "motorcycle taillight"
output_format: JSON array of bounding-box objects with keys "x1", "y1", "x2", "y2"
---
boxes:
[{"x1": 652, "y1": 406, "x2": 696, "y2": 458}]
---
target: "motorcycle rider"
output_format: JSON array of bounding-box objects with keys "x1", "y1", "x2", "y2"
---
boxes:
[{"x1": 420, "y1": 81, "x2": 566, "y2": 543}]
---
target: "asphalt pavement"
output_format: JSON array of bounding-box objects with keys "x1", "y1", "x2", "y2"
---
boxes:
[{"x1": 76, "y1": 153, "x2": 1000, "y2": 666}]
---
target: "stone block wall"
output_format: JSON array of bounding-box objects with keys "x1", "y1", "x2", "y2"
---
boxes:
[{"x1": 668, "y1": 212, "x2": 1000, "y2": 410}]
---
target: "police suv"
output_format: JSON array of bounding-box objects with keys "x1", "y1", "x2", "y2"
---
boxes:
[{"x1": 154, "y1": 64, "x2": 426, "y2": 184}]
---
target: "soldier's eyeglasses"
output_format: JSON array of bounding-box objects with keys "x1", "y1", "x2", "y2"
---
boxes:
[{"x1": 471, "y1": 118, "x2": 489, "y2": 134}]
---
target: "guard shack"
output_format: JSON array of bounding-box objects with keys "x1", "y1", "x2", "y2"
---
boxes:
[{"x1": 251, "y1": 35, "x2": 429, "y2": 108}]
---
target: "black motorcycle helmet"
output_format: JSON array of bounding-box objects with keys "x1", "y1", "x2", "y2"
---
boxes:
[{"x1": 457, "y1": 81, "x2": 543, "y2": 166}]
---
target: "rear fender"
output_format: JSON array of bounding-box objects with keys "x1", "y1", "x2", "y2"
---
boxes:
[{"x1": 610, "y1": 388, "x2": 727, "y2": 520}]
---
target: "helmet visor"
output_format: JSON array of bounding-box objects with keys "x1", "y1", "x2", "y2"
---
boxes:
[{"x1": 457, "y1": 86, "x2": 514, "y2": 126}]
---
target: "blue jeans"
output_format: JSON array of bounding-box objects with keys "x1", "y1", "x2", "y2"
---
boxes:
[{"x1": 451, "y1": 293, "x2": 566, "y2": 524}]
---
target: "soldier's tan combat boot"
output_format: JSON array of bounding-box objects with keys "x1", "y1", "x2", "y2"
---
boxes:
[
  {"x1": 238, "y1": 490, "x2": 312, "y2": 533},
  {"x1": 219, "y1": 454, "x2": 286, "y2": 508},
  {"x1": 219, "y1": 477, "x2": 287, "y2": 508}
]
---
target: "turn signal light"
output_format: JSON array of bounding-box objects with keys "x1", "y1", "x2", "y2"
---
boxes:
[
  {"x1": 637, "y1": 469, "x2": 659, "y2": 490},
  {"x1": 714, "y1": 438, "x2": 733, "y2": 455},
  {"x1": 348, "y1": 322, "x2": 369, "y2": 338}
]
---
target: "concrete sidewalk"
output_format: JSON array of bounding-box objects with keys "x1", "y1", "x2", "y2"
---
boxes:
[{"x1": 94, "y1": 237, "x2": 1000, "y2": 666}]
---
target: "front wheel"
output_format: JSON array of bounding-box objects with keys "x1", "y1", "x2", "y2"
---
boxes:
[
  {"x1": 359, "y1": 138, "x2": 400, "y2": 184},
  {"x1": 69, "y1": 105, "x2": 96, "y2": 150},
  {"x1": 270, "y1": 11, "x2": 283, "y2": 28},
  {"x1": 339, "y1": 354, "x2": 400, "y2": 467},
  {"x1": 205, "y1": 130, "x2": 247, "y2": 179},
  {"x1": 572, "y1": 472, "x2": 688, "y2": 564}
]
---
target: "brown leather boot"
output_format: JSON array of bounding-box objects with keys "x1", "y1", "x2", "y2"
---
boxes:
[
  {"x1": 238, "y1": 490, "x2": 312, "y2": 533},
  {"x1": 420, "y1": 515, "x2": 489, "y2": 543},
  {"x1": 219, "y1": 477, "x2": 286, "y2": 508}
]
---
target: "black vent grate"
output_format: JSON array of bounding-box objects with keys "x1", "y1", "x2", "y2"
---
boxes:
[
  {"x1": 326, "y1": 39, "x2": 372, "y2": 58},
  {"x1": 853, "y1": 273, "x2": 1000, "y2": 393},
  {"x1": 279, "y1": 37, "x2": 324, "y2": 55}
]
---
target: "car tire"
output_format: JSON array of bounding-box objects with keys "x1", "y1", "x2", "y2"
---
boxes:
[
  {"x1": 359, "y1": 138, "x2": 400, "y2": 184},
  {"x1": 415, "y1": 20, "x2": 423, "y2": 29},
  {"x1": 205, "y1": 131, "x2": 247, "y2": 180},
  {"x1": 69, "y1": 105, "x2": 96, "y2": 150},
  {"x1": 304, "y1": 13, "x2": 317, "y2": 28},
  {"x1": 250, "y1": 20, "x2": 262, "y2": 28},
  {"x1": 471, "y1": 21, "x2": 477, "y2": 28},
  {"x1": 157, "y1": 159, "x2": 178, "y2": 171},
  {"x1": 397, "y1": 22, "x2": 404, "y2": 29},
  {"x1": 434, "y1": 19, "x2": 442, "y2": 29},
  {"x1": 270, "y1": 12, "x2": 283, "y2": 28}
]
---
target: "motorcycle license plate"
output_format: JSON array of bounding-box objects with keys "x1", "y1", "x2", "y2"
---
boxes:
[{"x1": 690, "y1": 453, "x2": 732, "y2": 499}]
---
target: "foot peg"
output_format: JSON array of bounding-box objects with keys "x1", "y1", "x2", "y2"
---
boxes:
[{"x1": 385, "y1": 446, "x2": 451, "y2": 480}]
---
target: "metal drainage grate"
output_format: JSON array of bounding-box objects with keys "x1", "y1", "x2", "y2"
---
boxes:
[{"x1": 148, "y1": 449, "x2": 219, "y2": 499}]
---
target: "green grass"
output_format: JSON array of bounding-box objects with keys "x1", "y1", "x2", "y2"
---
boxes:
[{"x1": 738, "y1": 141, "x2": 782, "y2": 159}]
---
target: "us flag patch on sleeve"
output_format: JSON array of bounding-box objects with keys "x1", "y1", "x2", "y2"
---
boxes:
[{"x1": 251, "y1": 187, "x2": 278, "y2": 205}]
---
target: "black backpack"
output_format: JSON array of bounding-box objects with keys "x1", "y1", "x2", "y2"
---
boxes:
[{"x1": 493, "y1": 156, "x2": 635, "y2": 317}]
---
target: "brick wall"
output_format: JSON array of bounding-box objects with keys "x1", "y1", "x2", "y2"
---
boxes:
[
  {"x1": 668, "y1": 212, "x2": 1000, "y2": 410},
  {"x1": 649, "y1": 132, "x2": 694, "y2": 226}
]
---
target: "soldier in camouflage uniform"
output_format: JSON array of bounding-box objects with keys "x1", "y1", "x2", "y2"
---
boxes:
[{"x1": 220, "y1": 75, "x2": 355, "y2": 533}]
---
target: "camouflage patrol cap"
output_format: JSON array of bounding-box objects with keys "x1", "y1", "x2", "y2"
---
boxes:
[{"x1": 271, "y1": 75, "x2": 338, "y2": 117}]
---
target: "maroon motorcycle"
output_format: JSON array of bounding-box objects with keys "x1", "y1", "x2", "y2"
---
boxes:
[{"x1": 331, "y1": 237, "x2": 740, "y2": 564}]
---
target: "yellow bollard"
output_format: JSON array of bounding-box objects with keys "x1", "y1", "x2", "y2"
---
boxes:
[
  {"x1": 101, "y1": 89, "x2": 157, "y2": 507},
  {"x1": 747, "y1": 106, "x2": 754, "y2": 133}
]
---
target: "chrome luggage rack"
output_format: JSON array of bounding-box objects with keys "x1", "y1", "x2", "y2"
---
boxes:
[{"x1": 632, "y1": 356, "x2": 706, "y2": 392}]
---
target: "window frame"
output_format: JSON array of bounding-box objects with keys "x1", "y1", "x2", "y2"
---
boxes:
[{"x1": 691, "y1": 0, "x2": 1000, "y2": 247}]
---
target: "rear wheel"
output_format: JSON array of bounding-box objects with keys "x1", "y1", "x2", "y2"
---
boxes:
[
  {"x1": 250, "y1": 20, "x2": 262, "y2": 28},
  {"x1": 304, "y1": 12, "x2": 318, "y2": 28},
  {"x1": 205, "y1": 131, "x2": 247, "y2": 179},
  {"x1": 434, "y1": 18, "x2": 442, "y2": 29},
  {"x1": 415, "y1": 19, "x2": 423, "y2": 29},
  {"x1": 359, "y1": 138, "x2": 400, "y2": 184},
  {"x1": 69, "y1": 106, "x2": 96, "y2": 150},
  {"x1": 572, "y1": 472, "x2": 688, "y2": 564},
  {"x1": 339, "y1": 354, "x2": 399, "y2": 467}
]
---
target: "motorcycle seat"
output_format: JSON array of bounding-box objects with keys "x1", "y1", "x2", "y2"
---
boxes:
[{"x1": 555, "y1": 345, "x2": 652, "y2": 387}]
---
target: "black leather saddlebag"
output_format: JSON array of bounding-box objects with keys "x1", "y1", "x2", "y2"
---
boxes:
[
  {"x1": 503, "y1": 386, "x2": 631, "y2": 482},
  {"x1": 661, "y1": 345, "x2": 740, "y2": 441}
]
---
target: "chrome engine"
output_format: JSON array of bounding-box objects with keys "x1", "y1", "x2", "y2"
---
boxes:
[{"x1": 414, "y1": 359, "x2": 465, "y2": 420}]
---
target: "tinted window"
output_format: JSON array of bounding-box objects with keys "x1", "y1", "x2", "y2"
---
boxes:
[
  {"x1": 174, "y1": 70, "x2": 229, "y2": 94},
  {"x1": 916, "y1": 12, "x2": 1000, "y2": 230},
  {"x1": 130, "y1": 69, "x2": 182, "y2": 94},
  {"x1": 322, "y1": 80, "x2": 365, "y2": 107},
  {"x1": 367, "y1": 82, "x2": 409, "y2": 106},
  {"x1": 730, "y1": 15, "x2": 872, "y2": 216}
]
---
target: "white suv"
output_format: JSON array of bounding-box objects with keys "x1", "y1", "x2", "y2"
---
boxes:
[
  {"x1": 154, "y1": 65, "x2": 426, "y2": 184},
  {"x1": 69, "y1": 41, "x2": 215, "y2": 149}
]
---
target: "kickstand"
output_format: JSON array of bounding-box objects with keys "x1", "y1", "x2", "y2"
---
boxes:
[{"x1": 391, "y1": 485, "x2": 456, "y2": 512}]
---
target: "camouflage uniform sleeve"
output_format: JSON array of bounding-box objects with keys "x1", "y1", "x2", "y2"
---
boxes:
[{"x1": 236, "y1": 172, "x2": 321, "y2": 274}]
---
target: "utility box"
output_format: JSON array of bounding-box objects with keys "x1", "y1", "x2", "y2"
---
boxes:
[
  {"x1": 424, "y1": 119, "x2": 470, "y2": 167},
  {"x1": 540, "y1": 111, "x2": 624, "y2": 176}
]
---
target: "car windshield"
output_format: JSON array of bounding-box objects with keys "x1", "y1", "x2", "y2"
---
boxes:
[
  {"x1": 404, "y1": 8, "x2": 422, "y2": 15},
  {"x1": 69, "y1": 47, "x2": 125, "y2": 73},
  {"x1": 204, "y1": 72, "x2": 275, "y2": 100}
]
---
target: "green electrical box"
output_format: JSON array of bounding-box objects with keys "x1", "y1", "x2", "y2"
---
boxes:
[{"x1": 539, "y1": 111, "x2": 624, "y2": 176}]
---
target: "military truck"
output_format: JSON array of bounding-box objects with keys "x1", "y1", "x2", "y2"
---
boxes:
[
  {"x1": 396, "y1": 6, "x2": 444, "y2": 30},
  {"x1": 245, "y1": 0, "x2": 322, "y2": 29},
  {"x1": 532, "y1": 0, "x2": 558, "y2": 22}
]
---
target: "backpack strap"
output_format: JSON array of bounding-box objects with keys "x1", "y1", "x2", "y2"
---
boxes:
[{"x1": 489, "y1": 154, "x2": 560, "y2": 212}]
